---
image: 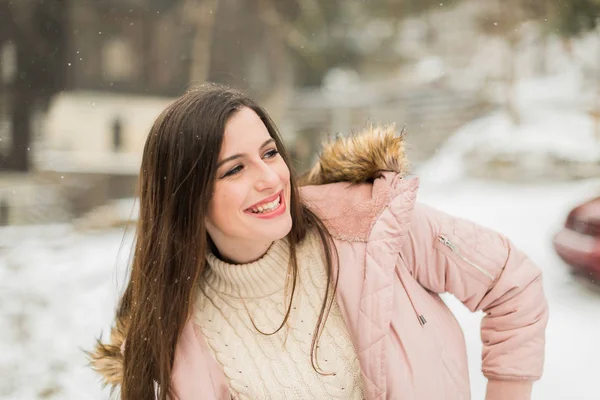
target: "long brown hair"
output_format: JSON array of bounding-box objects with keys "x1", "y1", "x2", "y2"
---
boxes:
[{"x1": 118, "y1": 83, "x2": 339, "y2": 400}]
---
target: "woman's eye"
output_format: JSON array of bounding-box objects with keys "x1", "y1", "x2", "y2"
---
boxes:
[
  {"x1": 223, "y1": 165, "x2": 243, "y2": 177},
  {"x1": 264, "y1": 149, "x2": 279, "y2": 158}
]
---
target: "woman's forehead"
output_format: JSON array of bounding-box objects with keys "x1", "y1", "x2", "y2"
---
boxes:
[{"x1": 221, "y1": 108, "x2": 271, "y2": 151}]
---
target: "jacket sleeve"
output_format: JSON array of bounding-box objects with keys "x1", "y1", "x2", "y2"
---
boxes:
[{"x1": 399, "y1": 203, "x2": 549, "y2": 388}]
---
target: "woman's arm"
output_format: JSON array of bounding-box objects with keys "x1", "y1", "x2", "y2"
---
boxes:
[{"x1": 399, "y1": 203, "x2": 549, "y2": 400}]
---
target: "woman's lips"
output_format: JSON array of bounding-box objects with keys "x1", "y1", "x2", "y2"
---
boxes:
[
  {"x1": 244, "y1": 192, "x2": 286, "y2": 219},
  {"x1": 246, "y1": 190, "x2": 282, "y2": 210}
]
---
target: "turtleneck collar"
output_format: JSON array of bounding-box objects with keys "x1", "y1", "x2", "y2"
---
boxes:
[{"x1": 205, "y1": 237, "x2": 290, "y2": 298}]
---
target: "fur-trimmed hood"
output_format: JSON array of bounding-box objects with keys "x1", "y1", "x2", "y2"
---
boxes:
[
  {"x1": 89, "y1": 123, "x2": 409, "y2": 387},
  {"x1": 300, "y1": 123, "x2": 409, "y2": 186}
]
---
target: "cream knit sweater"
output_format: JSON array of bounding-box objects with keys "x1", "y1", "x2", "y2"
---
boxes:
[{"x1": 195, "y1": 230, "x2": 365, "y2": 400}]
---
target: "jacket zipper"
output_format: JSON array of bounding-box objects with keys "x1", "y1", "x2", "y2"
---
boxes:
[
  {"x1": 437, "y1": 235, "x2": 496, "y2": 281},
  {"x1": 396, "y1": 261, "x2": 428, "y2": 326}
]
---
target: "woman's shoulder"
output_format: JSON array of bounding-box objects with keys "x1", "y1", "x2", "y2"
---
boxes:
[
  {"x1": 297, "y1": 124, "x2": 417, "y2": 241},
  {"x1": 300, "y1": 174, "x2": 419, "y2": 242}
]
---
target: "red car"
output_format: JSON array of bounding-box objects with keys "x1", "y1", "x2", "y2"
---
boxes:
[{"x1": 553, "y1": 197, "x2": 600, "y2": 286}]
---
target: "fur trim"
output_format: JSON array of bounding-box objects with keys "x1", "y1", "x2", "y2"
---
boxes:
[
  {"x1": 88, "y1": 123, "x2": 409, "y2": 386},
  {"x1": 300, "y1": 123, "x2": 409, "y2": 186},
  {"x1": 87, "y1": 315, "x2": 126, "y2": 388}
]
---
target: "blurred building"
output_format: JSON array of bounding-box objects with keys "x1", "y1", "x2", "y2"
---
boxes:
[{"x1": 0, "y1": 0, "x2": 189, "y2": 224}]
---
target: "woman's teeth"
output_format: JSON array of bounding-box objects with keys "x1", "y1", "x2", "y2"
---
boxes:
[{"x1": 250, "y1": 196, "x2": 280, "y2": 213}]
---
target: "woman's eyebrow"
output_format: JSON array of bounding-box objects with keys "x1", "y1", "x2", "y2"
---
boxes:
[{"x1": 216, "y1": 138, "x2": 275, "y2": 168}]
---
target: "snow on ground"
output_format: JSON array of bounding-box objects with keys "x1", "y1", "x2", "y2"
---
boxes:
[{"x1": 0, "y1": 226, "x2": 130, "y2": 400}]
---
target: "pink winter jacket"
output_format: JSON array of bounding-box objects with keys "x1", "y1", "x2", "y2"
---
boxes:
[
  {"x1": 91, "y1": 125, "x2": 549, "y2": 399},
  {"x1": 169, "y1": 131, "x2": 548, "y2": 399}
]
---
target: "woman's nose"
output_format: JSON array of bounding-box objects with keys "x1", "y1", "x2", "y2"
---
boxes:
[{"x1": 254, "y1": 163, "x2": 279, "y2": 191}]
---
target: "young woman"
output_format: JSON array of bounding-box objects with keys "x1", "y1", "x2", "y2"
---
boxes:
[{"x1": 91, "y1": 84, "x2": 548, "y2": 400}]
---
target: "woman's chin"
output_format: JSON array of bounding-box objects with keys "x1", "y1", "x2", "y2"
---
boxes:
[{"x1": 253, "y1": 215, "x2": 293, "y2": 242}]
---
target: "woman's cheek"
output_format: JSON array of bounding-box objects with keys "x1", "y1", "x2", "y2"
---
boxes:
[
  {"x1": 225, "y1": 184, "x2": 248, "y2": 213},
  {"x1": 277, "y1": 159, "x2": 291, "y2": 181}
]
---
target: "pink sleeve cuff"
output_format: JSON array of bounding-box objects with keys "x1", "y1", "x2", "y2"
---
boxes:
[{"x1": 485, "y1": 379, "x2": 534, "y2": 400}]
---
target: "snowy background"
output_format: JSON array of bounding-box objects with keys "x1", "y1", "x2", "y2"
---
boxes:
[{"x1": 2, "y1": 69, "x2": 600, "y2": 400}]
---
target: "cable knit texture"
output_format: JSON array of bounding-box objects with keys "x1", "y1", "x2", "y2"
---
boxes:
[{"x1": 195, "y1": 230, "x2": 365, "y2": 400}]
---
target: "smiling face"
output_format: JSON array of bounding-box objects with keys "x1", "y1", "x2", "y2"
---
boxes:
[{"x1": 205, "y1": 107, "x2": 293, "y2": 264}]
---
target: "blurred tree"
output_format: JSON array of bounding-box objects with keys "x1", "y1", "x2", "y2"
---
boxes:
[
  {"x1": 518, "y1": 0, "x2": 552, "y2": 75},
  {"x1": 192, "y1": 0, "x2": 471, "y2": 93},
  {"x1": 484, "y1": 0, "x2": 600, "y2": 133},
  {"x1": 547, "y1": 0, "x2": 600, "y2": 38},
  {"x1": 543, "y1": 0, "x2": 600, "y2": 139},
  {"x1": 264, "y1": 0, "x2": 467, "y2": 86},
  {"x1": 396, "y1": 0, "x2": 463, "y2": 48},
  {"x1": 0, "y1": 0, "x2": 67, "y2": 172},
  {"x1": 182, "y1": 0, "x2": 219, "y2": 85},
  {"x1": 200, "y1": 0, "x2": 332, "y2": 117},
  {"x1": 478, "y1": 0, "x2": 527, "y2": 125},
  {"x1": 520, "y1": 0, "x2": 600, "y2": 73},
  {"x1": 199, "y1": 0, "x2": 295, "y2": 121}
]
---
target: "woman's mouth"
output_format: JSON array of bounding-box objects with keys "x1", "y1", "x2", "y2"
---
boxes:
[{"x1": 244, "y1": 191, "x2": 286, "y2": 219}]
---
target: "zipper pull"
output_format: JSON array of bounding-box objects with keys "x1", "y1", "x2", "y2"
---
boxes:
[
  {"x1": 437, "y1": 234, "x2": 496, "y2": 281},
  {"x1": 438, "y1": 235, "x2": 457, "y2": 252}
]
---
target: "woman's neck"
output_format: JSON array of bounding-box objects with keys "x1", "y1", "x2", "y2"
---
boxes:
[{"x1": 211, "y1": 238, "x2": 274, "y2": 264}]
